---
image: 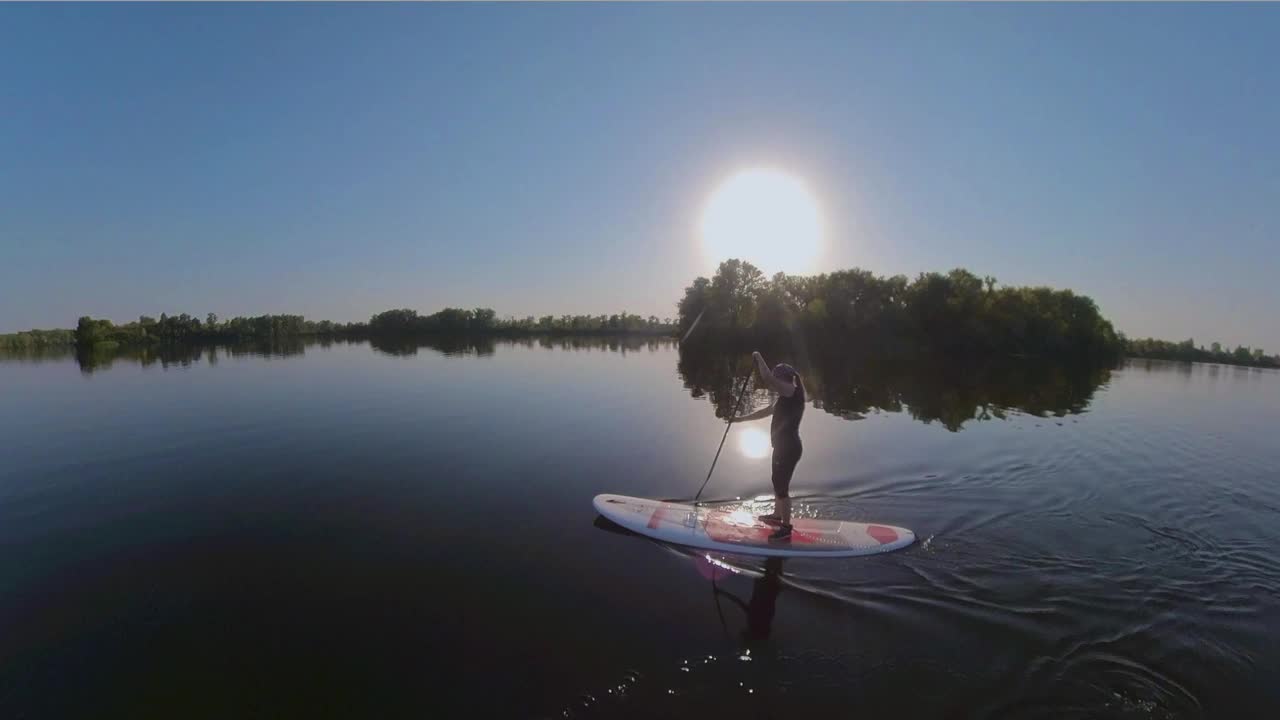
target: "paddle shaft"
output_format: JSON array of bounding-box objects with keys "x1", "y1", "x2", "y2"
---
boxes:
[{"x1": 693, "y1": 373, "x2": 753, "y2": 504}]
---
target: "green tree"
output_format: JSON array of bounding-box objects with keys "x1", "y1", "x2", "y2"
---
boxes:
[
  {"x1": 708, "y1": 259, "x2": 765, "y2": 330},
  {"x1": 677, "y1": 276, "x2": 712, "y2": 338},
  {"x1": 471, "y1": 308, "x2": 496, "y2": 330},
  {"x1": 675, "y1": 258, "x2": 1123, "y2": 363}
]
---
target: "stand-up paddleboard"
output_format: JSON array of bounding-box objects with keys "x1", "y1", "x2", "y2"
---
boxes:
[{"x1": 593, "y1": 494, "x2": 914, "y2": 558}]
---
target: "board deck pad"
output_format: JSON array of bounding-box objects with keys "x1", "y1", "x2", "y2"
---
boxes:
[{"x1": 594, "y1": 494, "x2": 914, "y2": 558}]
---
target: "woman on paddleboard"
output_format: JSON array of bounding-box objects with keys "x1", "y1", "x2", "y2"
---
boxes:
[{"x1": 736, "y1": 351, "x2": 805, "y2": 541}]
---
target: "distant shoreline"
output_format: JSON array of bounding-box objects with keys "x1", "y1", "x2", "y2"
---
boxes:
[
  {"x1": 0, "y1": 321, "x2": 678, "y2": 352},
  {"x1": 3, "y1": 263, "x2": 1276, "y2": 372},
  {"x1": 2, "y1": 329, "x2": 1276, "y2": 371}
]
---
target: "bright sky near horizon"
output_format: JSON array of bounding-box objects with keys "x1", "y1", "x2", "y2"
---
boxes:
[{"x1": 2, "y1": 4, "x2": 1278, "y2": 349}]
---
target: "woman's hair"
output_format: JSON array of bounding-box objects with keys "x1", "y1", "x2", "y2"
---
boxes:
[{"x1": 772, "y1": 363, "x2": 804, "y2": 394}]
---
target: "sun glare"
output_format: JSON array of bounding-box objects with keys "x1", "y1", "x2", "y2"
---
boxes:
[
  {"x1": 738, "y1": 427, "x2": 771, "y2": 459},
  {"x1": 700, "y1": 169, "x2": 823, "y2": 275}
]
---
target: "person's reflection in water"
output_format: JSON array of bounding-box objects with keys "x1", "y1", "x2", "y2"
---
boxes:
[
  {"x1": 710, "y1": 557, "x2": 785, "y2": 713},
  {"x1": 745, "y1": 557, "x2": 784, "y2": 646},
  {"x1": 714, "y1": 557, "x2": 785, "y2": 649}
]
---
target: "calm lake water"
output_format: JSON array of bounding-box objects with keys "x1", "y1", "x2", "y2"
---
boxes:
[{"x1": 3, "y1": 338, "x2": 1279, "y2": 718}]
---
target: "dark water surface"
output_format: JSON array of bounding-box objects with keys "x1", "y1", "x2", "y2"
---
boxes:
[{"x1": 3, "y1": 339, "x2": 1279, "y2": 718}]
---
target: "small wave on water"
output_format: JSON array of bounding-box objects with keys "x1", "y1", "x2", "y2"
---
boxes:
[
  {"x1": 553, "y1": 540, "x2": 1230, "y2": 719},
  {"x1": 983, "y1": 646, "x2": 1204, "y2": 719},
  {"x1": 579, "y1": 446, "x2": 1280, "y2": 718}
]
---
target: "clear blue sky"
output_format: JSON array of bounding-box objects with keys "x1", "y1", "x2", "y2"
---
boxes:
[{"x1": 2, "y1": 4, "x2": 1277, "y2": 349}]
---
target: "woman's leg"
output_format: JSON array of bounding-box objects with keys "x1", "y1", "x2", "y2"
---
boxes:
[{"x1": 770, "y1": 444, "x2": 802, "y2": 528}]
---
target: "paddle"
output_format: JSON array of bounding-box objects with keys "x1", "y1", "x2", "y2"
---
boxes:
[
  {"x1": 692, "y1": 372, "x2": 753, "y2": 505},
  {"x1": 678, "y1": 306, "x2": 753, "y2": 505}
]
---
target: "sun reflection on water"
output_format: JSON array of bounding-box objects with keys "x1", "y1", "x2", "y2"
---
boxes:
[{"x1": 737, "y1": 427, "x2": 770, "y2": 459}]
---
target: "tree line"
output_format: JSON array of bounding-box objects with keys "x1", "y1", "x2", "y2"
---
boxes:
[
  {"x1": 71, "y1": 313, "x2": 366, "y2": 349},
  {"x1": 0, "y1": 328, "x2": 74, "y2": 350},
  {"x1": 1125, "y1": 337, "x2": 1277, "y2": 368},
  {"x1": 2, "y1": 268, "x2": 1273, "y2": 371},
  {"x1": 678, "y1": 259, "x2": 1125, "y2": 365},
  {"x1": 367, "y1": 308, "x2": 673, "y2": 335},
  {"x1": 57, "y1": 308, "x2": 675, "y2": 349}
]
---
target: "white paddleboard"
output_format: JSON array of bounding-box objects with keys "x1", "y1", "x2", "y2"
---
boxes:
[{"x1": 593, "y1": 494, "x2": 914, "y2": 558}]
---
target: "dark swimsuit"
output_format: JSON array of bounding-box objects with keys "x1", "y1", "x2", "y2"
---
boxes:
[{"x1": 769, "y1": 381, "x2": 805, "y2": 497}]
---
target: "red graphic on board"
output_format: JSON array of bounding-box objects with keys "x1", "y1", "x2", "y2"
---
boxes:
[
  {"x1": 866, "y1": 525, "x2": 898, "y2": 545},
  {"x1": 646, "y1": 505, "x2": 672, "y2": 529}
]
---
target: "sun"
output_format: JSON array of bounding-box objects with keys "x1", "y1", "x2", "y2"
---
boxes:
[{"x1": 700, "y1": 168, "x2": 824, "y2": 276}]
